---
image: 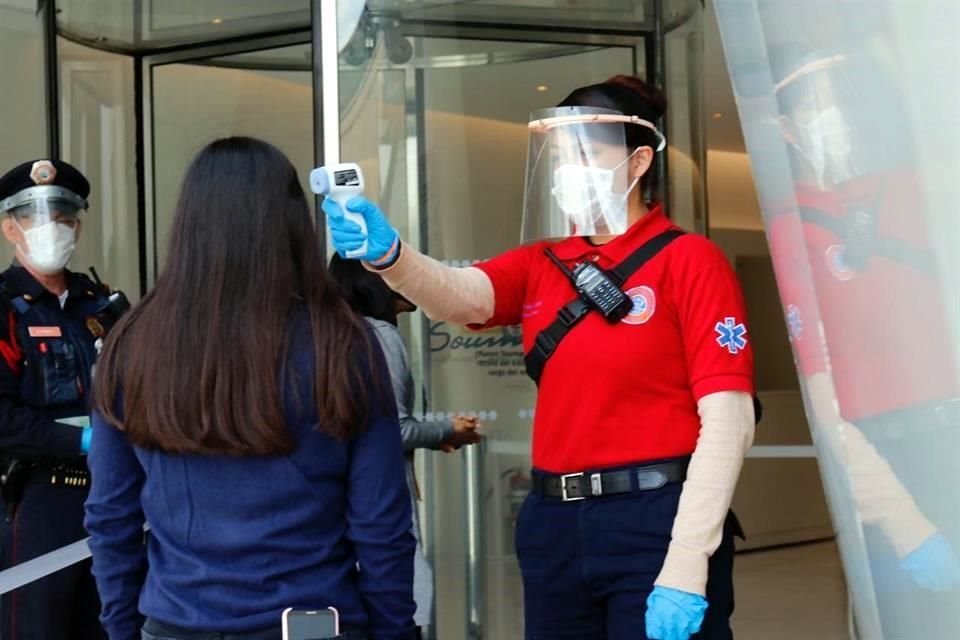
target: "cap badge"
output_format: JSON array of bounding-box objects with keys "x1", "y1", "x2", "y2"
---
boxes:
[{"x1": 30, "y1": 161, "x2": 56, "y2": 185}]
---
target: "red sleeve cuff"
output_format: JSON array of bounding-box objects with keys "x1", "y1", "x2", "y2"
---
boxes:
[
  {"x1": 691, "y1": 374, "x2": 754, "y2": 402},
  {"x1": 466, "y1": 261, "x2": 512, "y2": 331}
]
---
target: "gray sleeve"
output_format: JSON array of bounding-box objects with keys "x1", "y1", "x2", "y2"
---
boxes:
[{"x1": 371, "y1": 322, "x2": 455, "y2": 451}]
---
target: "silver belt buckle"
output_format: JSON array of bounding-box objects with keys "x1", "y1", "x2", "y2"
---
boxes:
[
  {"x1": 590, "y1": 472, "x2": 603, "y2": 496},
  {"x1": 561, "y1": 472, "x2": 585, "y2": 502}
]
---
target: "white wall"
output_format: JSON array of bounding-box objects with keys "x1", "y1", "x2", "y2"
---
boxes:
[
  {"x1": 0, "y1": 1, "x2": 48, "y2": 226},
  {"x1": 152, "y1": 62, "x2": 315, "y2": 266},
  {"x1": 707, "y1": 149, "x2": 763, "y2": 231}
]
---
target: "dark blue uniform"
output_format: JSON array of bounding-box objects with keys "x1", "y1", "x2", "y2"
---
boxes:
[{"x1": 0, "y1": 264, "x2": 112, "y2": 640}]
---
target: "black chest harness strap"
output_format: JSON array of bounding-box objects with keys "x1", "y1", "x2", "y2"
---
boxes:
[
  {"x1": 523, "y1": 227, "x2": 765, "y2": 424},
  {"x1": 524, "y1": 229, "x2": 686, "y2": 385},
  {"x1": 798, "y1": 206, "x2": 936, "y2": 275}
]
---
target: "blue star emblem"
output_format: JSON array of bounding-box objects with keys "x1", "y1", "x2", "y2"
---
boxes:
[
  {"x1": 715, "y1": 317, "x2": 748, "y2": 354},
  {"x1": 786, "y1": 305, "x2": 803, "y2": 340}
]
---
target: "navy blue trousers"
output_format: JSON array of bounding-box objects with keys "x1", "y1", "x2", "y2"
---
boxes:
[
  {"x1": 0, "y1": 477, "x2": 105, "y2": 640},
  {"x1": 515, "y1": 476, "x2": 738, "y2": 640}
]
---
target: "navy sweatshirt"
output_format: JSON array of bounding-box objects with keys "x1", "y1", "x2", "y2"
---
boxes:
[{"x1": 84, "y1": 326, "x2": 416, "y2": 640}]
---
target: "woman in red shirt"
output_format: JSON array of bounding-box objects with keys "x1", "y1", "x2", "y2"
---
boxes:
[{"x1": 325, "y1": 76, "x2": 756, "y2": 640}]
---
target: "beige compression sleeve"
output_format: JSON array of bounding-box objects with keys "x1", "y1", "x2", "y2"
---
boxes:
[
  {"x1": 804, "y1": 372, "x2": 936, "y2": 558},
  {"x1": 832, "y1": 422, "x2": 936, "y2": 558},
  {"x1": 655, "y1": 391, "x2": 755, "y2": 596},
  {"x1": 366, "y1": 244, "x2": 495, "y2": 325}
]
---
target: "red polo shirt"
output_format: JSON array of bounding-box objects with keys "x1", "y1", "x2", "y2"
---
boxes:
[
  {"x1": 474, "y1": 205, "x2": 754, "y2": 473},
  {"x1": 768, "y1": 177, "x2": 958, "y2": 422}
]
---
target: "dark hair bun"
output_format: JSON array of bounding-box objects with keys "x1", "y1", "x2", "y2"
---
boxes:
[
  {"x1": 556, "y1": 75, "x2": 667, "y2": 152},
  {"x1": 606, "y1": 75, "x2": 668, "y2": 119}
]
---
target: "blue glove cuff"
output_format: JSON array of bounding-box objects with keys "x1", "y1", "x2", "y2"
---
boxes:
[
  {"x1": 80, "y1": 428, "x2": 92, "y2": 454},
  {"x1": 368, "y1": 237, "x2": 401, "y2": 269},
  {"x1": 646, "y1": 586, "x2": 709, "y2": 640}
]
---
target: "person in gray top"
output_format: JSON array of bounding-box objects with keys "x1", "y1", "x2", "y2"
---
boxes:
[{"x1": 329, "y1": 255, "x2": 481, "y2": 635}]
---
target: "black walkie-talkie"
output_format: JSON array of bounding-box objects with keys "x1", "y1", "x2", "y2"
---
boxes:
[
  {"x1": 89, "y1": 267, "x2": 131, "y2": 325},
  {"x1": 545, "y1": 250, "x2": 633, "y2": 323}
]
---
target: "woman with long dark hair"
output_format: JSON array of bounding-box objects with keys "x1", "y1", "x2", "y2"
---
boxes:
[{"x1": 84, "y1": 137, "x2": 416, "y2": 640}]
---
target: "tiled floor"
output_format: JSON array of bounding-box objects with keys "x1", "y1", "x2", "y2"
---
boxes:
[
  {"x1": 435, "y1": 540, "x2": 851, "y2": 638},
  {"x1": 733, "y1": 541, "x2": 849, "y2": 640}
]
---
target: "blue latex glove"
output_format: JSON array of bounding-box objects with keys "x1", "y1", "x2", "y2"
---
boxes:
[
  {"x1": 645, "y1": 586, "x2": 709, "y2": 640},
  {"x1": 80, "y1": 427, "x2": 92, "y2": 454},
  {"x1": 321, "y1": 195, "x2": 400, "y2": 263},
  {"x1": 901, "y1": 534, "x2": 960, "y2": 592}
]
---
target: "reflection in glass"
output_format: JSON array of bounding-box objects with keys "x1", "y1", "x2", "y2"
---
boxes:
[{"x1": 716, "y1": 2, "x2": 960, "y2": 637}]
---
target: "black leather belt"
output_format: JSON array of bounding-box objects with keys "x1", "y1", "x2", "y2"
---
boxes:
[
  {"x1": 533, "y1": 460, "x2": 688, "y2": 502},
  {"x1": 144, "y1": 618, "x2": 283, "y2": 640}
]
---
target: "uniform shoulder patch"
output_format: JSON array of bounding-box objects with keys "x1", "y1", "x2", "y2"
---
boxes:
[{"x1": 715, "y1": 317, "x2": 748, "y2": 354}]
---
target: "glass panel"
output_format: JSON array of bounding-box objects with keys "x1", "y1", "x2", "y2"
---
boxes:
[
  {"x1": 144, "y1": 0, "x2": 308, "y2": 31},
  {"x1": 150, "y1": 43, "x2": 313, "y2": 273},
  {"x1": 716, "y1": 1, "x2": 960, "y2": 637},
  {"x1": 141, "y1": 0, "x2": 310, "y2": 47},
  {"x1": 664, "y1": 3, "x2": 705, "y2": 231},
  {"x1": 386, "y1": 0, "x2": 700, "y2": 32},
  {"x1": 57, "y1": 0, "x2": 309, "y2": 50},
  {"x1": 419, "y1": 40, "x2": 634, "y2": 640},
  {"x1": 205, "y1": 47, "x2": 313, "y2": 70},
  {"x1": 0, "y1": 0, "x2": 48, "y2": 267},
  {"x1": 57, "y1": 0, "x2": 135, "y2": 48},
  {"x1": 58, "y1": 38, "x2": 140, "y2": 299},
  {"x1": 702, "y1": 3, "x2": 832, "y2": 550}
]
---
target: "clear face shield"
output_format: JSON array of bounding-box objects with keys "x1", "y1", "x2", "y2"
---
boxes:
[
  {"x1": 1, "y1": 186, "x2": 86, "y2": 274},
  {"x1": 776, "y1": 55, "x2": 858, "y2": 187},
  {"x1": 521, "y1": 106, "x2": 666, "y2": 243}
]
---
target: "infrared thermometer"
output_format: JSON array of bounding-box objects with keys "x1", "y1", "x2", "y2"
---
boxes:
[{"x1": 310, "y1": 162, "x2": 368, "y2": 258}]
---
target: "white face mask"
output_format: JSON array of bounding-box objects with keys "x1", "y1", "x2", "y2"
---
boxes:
[
  {"x1": 16, "y1": 220, "x2": 77, "y2": 275},
  {"x1": 551, "y1": 150, "x2": 640, "y2": 232},
  {"x1": 797, "y1": 106, "x2": 853, "y2": 185}
]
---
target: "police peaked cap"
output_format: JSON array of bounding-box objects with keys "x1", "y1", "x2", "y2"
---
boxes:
[{"x1": 0, "y1": 159, "x2": 90, "y2": 214}]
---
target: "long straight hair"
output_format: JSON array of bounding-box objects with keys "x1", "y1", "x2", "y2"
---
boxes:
[{"x1": 94, "y1": 137, "x2": 380, "y2": 455}]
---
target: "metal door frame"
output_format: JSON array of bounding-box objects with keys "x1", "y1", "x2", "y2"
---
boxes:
[{"x1": 140, "y1": 31, "x2": 312, "y2": 287}]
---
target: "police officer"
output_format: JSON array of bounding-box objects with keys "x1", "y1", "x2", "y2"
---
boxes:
[
  {"x1": 325, "y1": 76, "x2": 756, "y2": 640},
  {"x1": 0, "y1": 159, "x2": 128, "y2": 640}
]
